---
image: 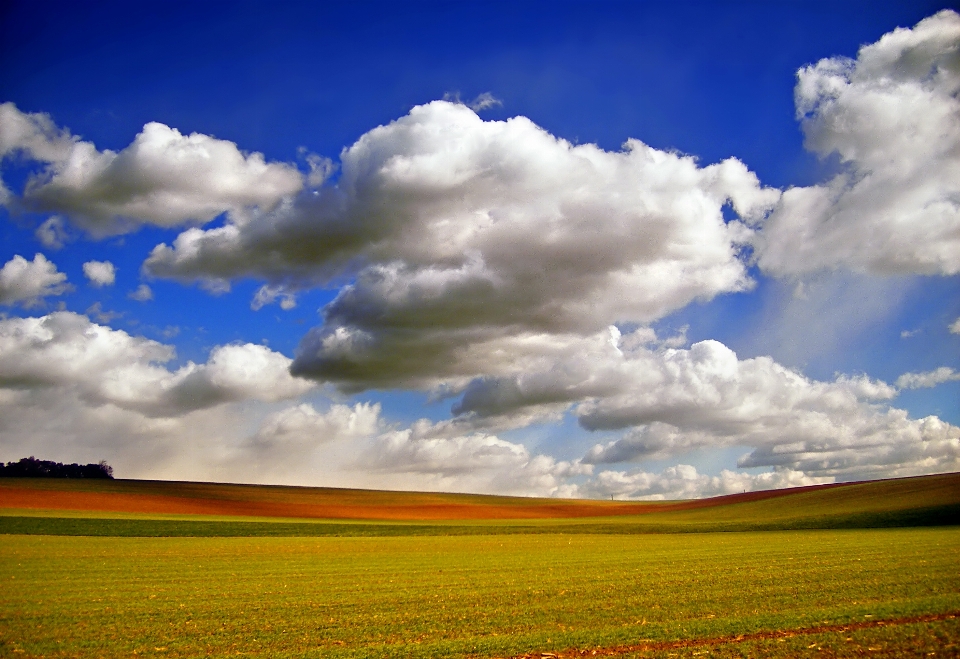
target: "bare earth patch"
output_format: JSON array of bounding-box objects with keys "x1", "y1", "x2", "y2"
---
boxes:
[
  {"x1": 508, "y1": 613, "x2": 960, "y2": 658},
  {"x1": 0, "y1": 477, "x2": 851, "y2": 520}
]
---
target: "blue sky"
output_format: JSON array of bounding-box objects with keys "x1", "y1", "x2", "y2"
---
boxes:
[{"x1": 0, "y1": 1, "x2": 957, "y2": 498}]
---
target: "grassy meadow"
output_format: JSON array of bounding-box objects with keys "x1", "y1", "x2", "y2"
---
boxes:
[{"x1": 1, "y1": 473, "x2": 959, "y2": 658}]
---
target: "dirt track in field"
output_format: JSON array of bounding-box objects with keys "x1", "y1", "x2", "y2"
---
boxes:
[
  {"x1": 506, "y1": 612, "x2": 960, "y2": 658},
  {"x1": 0, "y1": 479, "x2": 842, "y2": 521}
]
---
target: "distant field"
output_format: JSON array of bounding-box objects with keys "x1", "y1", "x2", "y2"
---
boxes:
[
  {"x1": 1, "y1": 473, "x2": 959, "y2": 658},
  {"x1": 2, "y1": 471, "x2": 959, "y2": 534},
  {"x1": 0, "y1": 476, "x2": 663, "y2": 519}
]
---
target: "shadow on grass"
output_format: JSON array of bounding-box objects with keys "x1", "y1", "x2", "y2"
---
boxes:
[{"x1": 2, "y1": 503, "x2": 958, "y2": 537}]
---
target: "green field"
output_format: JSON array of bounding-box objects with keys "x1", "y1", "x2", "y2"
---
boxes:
[{"x1": 2, "y1": 474, "x2": 959, "y2": 658}]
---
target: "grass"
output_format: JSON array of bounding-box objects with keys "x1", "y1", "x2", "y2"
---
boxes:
[
  {"x1": 2, "y1": 529, "x2": 959, "y2": 658},
  {"x1": 1, "y1": 473, "x2": 959, "y2": 657},
  {"x1": 0, "y1": 502, "x2": 958, "y2": 537}
]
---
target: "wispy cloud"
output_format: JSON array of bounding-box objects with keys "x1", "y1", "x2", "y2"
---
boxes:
[{"x1": 896, "y1": 367, "x2": 960, "y2": 390}]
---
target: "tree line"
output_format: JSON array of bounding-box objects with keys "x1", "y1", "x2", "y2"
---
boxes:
[{"x1": 0, "y1": 456, "x2": 114, "y2": 479}]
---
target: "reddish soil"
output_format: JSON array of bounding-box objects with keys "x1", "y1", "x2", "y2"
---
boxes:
[
  {"x1": 0, "y1": 479, "x2": 845, "y2": 521},
  {"x1": 505, "y1": 612, "x2": 960, "y2": 658},
  {"x1": 0, "y1": 486, "x2": 629, "y2": 519}
]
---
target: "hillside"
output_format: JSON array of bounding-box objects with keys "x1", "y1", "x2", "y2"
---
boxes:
[{"x1": 1, "y1": 472, "x2": 958, "y2": 536}]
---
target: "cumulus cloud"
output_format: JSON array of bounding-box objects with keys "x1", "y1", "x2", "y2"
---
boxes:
[
  {"x1": 896, "y1": 367, "x2": 960, "y2": 389},
  {"x1": 951, "y1": 317, "x2": 960, "y2": 334},
  {"x1": 141, "y1": 101, "x2": 776, "y2": 389},
  {"x1": 4, "y1": 15, "x2": 958, "y2": 496},
  {"x1": 581, "y1": 344, "x2": 954, "y2": 480},
  {"x1": 128, "y1": 284, "x2": 153, "y2": 302},
  {"x1": 82, "y1": 260, "x2": 115, "y2": 287},
  {"x1": 0, "y1": 253, "x2": 71, "y2": 307},
  {"x1": 0, "y1": 312, "x2": 342, "y2": 484},
  {"x1": 364, "y1": 421, "x2": 589, "y2": 497},
  {"x1": 0, "y1": 103, "x2": 304, "y2": 234},
  {"x1": 358, "y1": 421, "x2": 837, "y2": 499},
  {"x1": 432, "y1": 327, "x2": 957, "y2": 480},
  {"x1": 576, "y1": 341, "x2": 901, "y2": 431},
  {"x1": 0, "y1": 313, "x2": 584, "y2": 494},
  {"x1": 145, "y1": 103, "x2": 777, "y2": 298},
  {"x1": 34, "y1": 216, "x2": 70, "y2": 249},
  {"x1": 253, "y1": 402, "x2": 381, "y2": 446},
  {"x1": 581, "y1": 464, "x2": 832, "y2": 501},
  {"x1": 0, "y1": 386, "x2": 232, "y2": 482},
  {"x1": 756, "y1": 10, "x2": 960, "y2": 276},
  {"x1": 0, "y1": 102, "x2": 75, "y2": 162},
  {"x1": 0, "y1": 311, "x2": 954, "y2": 494},
  {"x1": 0, "y1": 312, "x2": 314, "y2": 417},
  {"x1": 299, "y1": 322, "x2": 958, "y2": 493}
]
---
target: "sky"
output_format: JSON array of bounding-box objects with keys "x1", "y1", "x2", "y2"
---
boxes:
[{"x1": 0, "y1": 0, "x2": 958, "y2": 499}]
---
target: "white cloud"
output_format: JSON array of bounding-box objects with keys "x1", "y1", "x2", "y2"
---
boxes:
[
  {"x1": 241, "y1": 402, "x2": 382, "y2": 478},
  {"x1": 951, "y1": 317, "x2": 960, "y2": 334},
  {"x1": 199, "y1": 343, "x2": 316, "y2": 403},
  {"x1": 85, "y1": 301, "x2": 122, "y2": 323},
  {"x1": 450, "y1": 328, "x2": 905, "y2": 427},
  {"x1": 581, "y1": 464, "x2": 832, "y2": 501},
  {"x1": 468, "y1": 92, "x2": 503, "y2": 111},
  {"x1": 0, "y1": 310, "x2": 171, "y2": 395},
  {"x1": 444, "y1": 91, "x2": 503, "y2": 112},
  {"x1": 142, "y1": 101, "x2": 776, "y2": 390},
  {"x1": 0, "y1": 312, "x2": 330, "y2": 484},
  {"x1": 301, "y1": 151, "x2": 337, "y2": 187},
  {"x1": 574, "y1": 337, "x2": 952, "y2": 476},
  {"x1": 150, "y1": 102, "x2": 778, "y2": 302},
  {"x1": 432, "y1": 327, "x2": 956, "y2": 481},
  {"x1": 756, "y1": 10, "x2": 960, "y2": 276},
  {"x1": 363, "y1": 422, "x2": 589, "y2": 497},
  {"x1": 0, "y1": 312, "x2": 581, "y2": 494},
  {"x1": 253, "y1": 401, "x2": 381, "y2": 447},
  {"x1": 0, "y1": 102, "x2": 75, "y2": 162},
  {"x1": 34, "y1": 216, "x2": 70, "y2": 249},
  {"x1": 0, "y1": 103, "x2": 304, "y2": 235},
  {"x1": 128, "y1": 284, "x2": 153, "y2": 302},
  {"x1": 896, "y1": 367, "x2": 960, "y2": 390},
  {"x1": 0, "y1": 253, "x2": 71, "y2": 307},
  {"x1": 0, "y1": 386, "x2": 234, "y2": 482},
  {"x1": 82, "y1": 260, "x2": 115, "y2": 287},
  {"x1": 3, "y1": 16, "x2": 958, "y2": 496},
  {"x1": 251, "y1": 284, "x2": 296, "y2": 311},
  {"x1": 0, "y1": 312, "x2": 314, "y2": 417},
  {"x1": 0, "y1": 311, "x2": 954, "y2": 494}
]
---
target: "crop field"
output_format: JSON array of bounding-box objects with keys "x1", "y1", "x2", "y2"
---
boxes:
[{"x1": 1, "y1": 473, "x2": 959, "y2": 658}]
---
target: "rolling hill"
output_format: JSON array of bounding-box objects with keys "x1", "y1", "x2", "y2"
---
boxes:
[{"x1": 1, "y1": 471, "x2": 958, "y2": 536}]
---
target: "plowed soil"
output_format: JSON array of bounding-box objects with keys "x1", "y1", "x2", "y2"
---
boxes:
[
  {"x1": 506, "y1": 612, "x2": 960, "y2": 658},
  {"x1": 0, "y1": 477, "x2": 844, "y2": 520}
]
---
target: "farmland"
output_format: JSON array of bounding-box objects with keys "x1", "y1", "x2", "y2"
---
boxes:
[{"x1": 1, "y1": 473, "x2": 959, "y2": 658}]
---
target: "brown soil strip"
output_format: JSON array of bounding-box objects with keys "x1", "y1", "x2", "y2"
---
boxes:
[
  {"x1": 0, "y1": 486, "x2": 663, "y2": 520},
  {"x1": 505, "y1": 612, "x2": 960, "y2": 658},
  {"x1": 0, "y1": 480, "x2": 848, "y2": 521}
]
